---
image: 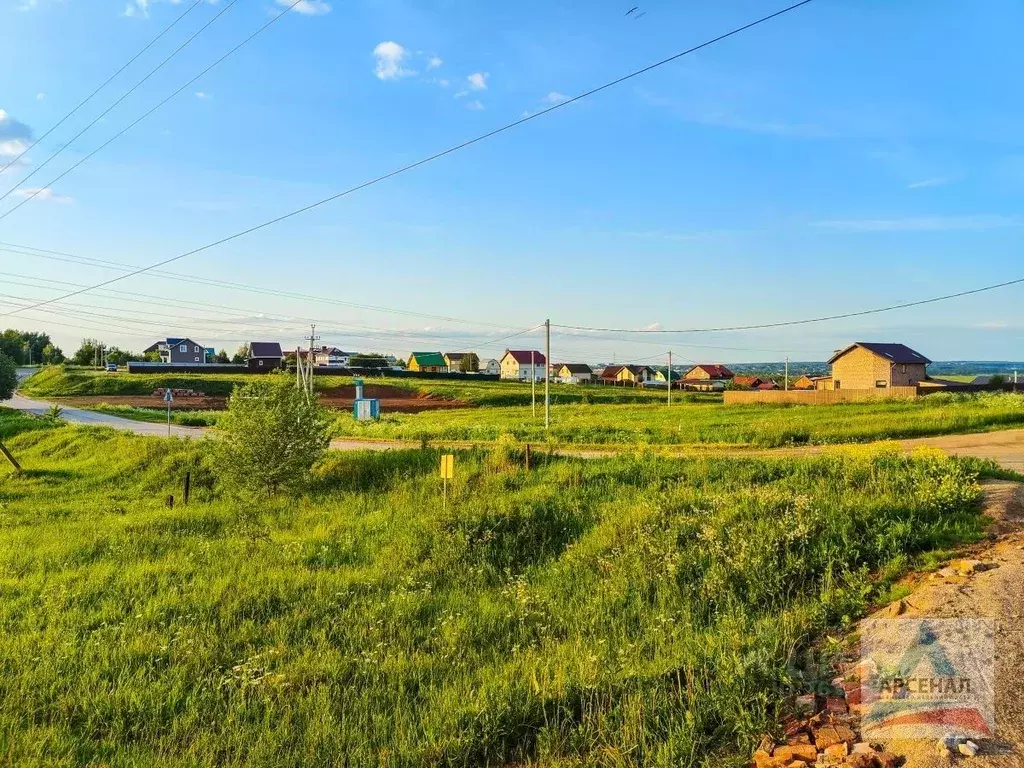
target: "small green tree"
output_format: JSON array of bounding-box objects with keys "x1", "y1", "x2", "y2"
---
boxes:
[
  {"x1": 459, "y1": 352, "x2": 480, "y2": 373},
  {"x1": 218, "y1": 380, "x2": 330, "y2": 498},
  {"x1": 0, "y1": 352, "x2": 16, "y2": 400},
  {"x1": 231, "y1": 344, "x2": 249, "y2": 364},
  {"x1": 213, "y1": 349, "x2": 231, "y2": 363}
]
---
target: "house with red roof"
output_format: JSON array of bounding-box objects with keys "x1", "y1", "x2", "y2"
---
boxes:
[
  {"x1": 500, "y1": 350, "x2": 546, "y2": 381},
  {"x1": 683, "y1": 364, "x2": 735, "y2": 381}
]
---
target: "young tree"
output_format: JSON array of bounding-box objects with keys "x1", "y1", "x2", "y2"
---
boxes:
[
  {"x1": 349, "y1": 353, "x2": 389, "y2": 369},
  {"x1": 231, "y1": 344, "x2": 249, "y2": 364},
  {"x1": 0, "y1": 352, "x2": 16, "y2": 399},
  {"x1": 213, "y1": 349, "x2": 231, "y2": 363},
  {"x1": 218, "y1": 380, "x2": 330, "y2": 498},
  {"x1": 41, "y1": 343, "x2": 65, "y2": 364},
  {"x1": 72, "y1": 338, "x2": 102, "y2": 366},
  {"x1": 459, "y1": 352, "x2": 480, "y2": 373}
]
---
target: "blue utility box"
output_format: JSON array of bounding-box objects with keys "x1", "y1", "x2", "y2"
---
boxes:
[{"x1": 352, "y1": 377, "x2": 381, "y2": 421}]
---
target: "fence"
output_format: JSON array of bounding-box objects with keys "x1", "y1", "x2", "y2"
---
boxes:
[{"x1": 724, "y1": 387, "x2": 919, "y2": 405}]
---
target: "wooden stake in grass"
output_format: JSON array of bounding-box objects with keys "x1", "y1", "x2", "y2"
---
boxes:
[
  {"x1": 183, "y1": 472, "x2": 191, "y2": 505},
  {"x1": 0, "y1": 440, "x2": 21, "y2": 473}
]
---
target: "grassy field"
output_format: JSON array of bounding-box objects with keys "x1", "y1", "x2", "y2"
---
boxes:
[
  {"x1": 21, "y1": 367, "x2": 691, "y2": 407},
  {"x1": 0, "y1": 408, "x2": 993, "y2": 766},
  {"x1": 332, "y1": 392, "x2": 1024, "y2": 448},
  {"x1": 85, "y1": 403, "x2": 223, "y2": 427}
]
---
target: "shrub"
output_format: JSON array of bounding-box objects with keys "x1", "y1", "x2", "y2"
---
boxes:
[
  {"x1": 218, "y1": 380, "x2": 330, "y2": 498},
  {"x1": 0, "y1": 353, "x2": 15, "y2": 400}
]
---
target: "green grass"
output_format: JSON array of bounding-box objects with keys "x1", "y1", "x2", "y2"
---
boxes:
[
  {"x1": 332, "y1": 392, "x2": 1024, "y2": 448},
  {"x1": 86, "y1": 403, "x2": 223, "y2": 427},
  {"x1": 20, "y1": 366, "x2": 708, "y2": 406},
  {"x1": 0, "y1": 409, "x2": 989, "y2": 766}
]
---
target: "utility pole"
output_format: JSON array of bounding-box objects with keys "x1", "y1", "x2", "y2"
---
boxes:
[
  {"x1": 785, "y1": 357, "x2": 790, "y2": 391},
  {"x1": 304, "y1": 324, "x2": 320, "y2": 400},
  {"x1": 531, "y1": 350, "x2": 536, "y2": 418},
  {"x1": 667, "y1": 351, "x2": 672, "y2": 406},
  {"x1": 544, "y1": 319, "x2": 550, "y2": 430}
]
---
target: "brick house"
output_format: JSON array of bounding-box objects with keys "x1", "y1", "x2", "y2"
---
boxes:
[
  {"x1": 826, "y1": 342, "x2": 930, "y2": 390},
  {"x1": 683, "y1": 364, "x2": 735, "y2": 381}
]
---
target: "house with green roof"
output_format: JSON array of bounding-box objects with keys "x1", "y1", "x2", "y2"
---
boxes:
[{"x1": 407, "y1": 352, "x2": 446, "y2": 373}]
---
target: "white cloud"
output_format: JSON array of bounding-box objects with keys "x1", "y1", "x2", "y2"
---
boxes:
[
  {"x1": 0, "y1": 109, "x2": 33, "y2": 141},
  {"x1": 436, "y1": 78, "x2": 450, "y2": 88},
  {"x1": 427, "y1": 56, "x2": 443, "y2": 70},
  {"x1": 466, "y1": 100, "x2": 485, "y2": 111},
  {"x1": 277, "y1": 0, "x2": 332, "y2": 15},
  {"x1": 813, "y1": 214, "x2": 1023, "y2": 232},
  {"x1": 35, "y1": 92, "x2": 46, "y2": 101},
  {"x1": 975, "y1": 321, "x2": 1009, "y2": 330},
  {"x1": 907, "y1": 177, "x2": 951, "y2": 190},
  {"x1": 639, "y1": 322, "x2": 663, "y2": 331},
  {"x1": 14, "y1": 187, "x2": 74, "y2": 204},
  {"x1": 373, "y1": 41, "x2": 415, "y2": 81},
  {"x1": 543, "y1": 91, "x2": 568, "y2": 104},
  {"x1": 467, "y1": 72, "x2": 488, "y2": 90},
  {"x1": 0, "y1": 139, "x2": 29, "y2": 175},
  {"x1": 195, "y1": 91, "x2": 212, "y2": 100},
  {"x1": 454, "y1": 90, "x2": 469, "y2": 99}
]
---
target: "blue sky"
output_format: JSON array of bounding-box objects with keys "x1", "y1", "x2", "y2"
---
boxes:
[{"x1": 1, "y1": 0, "x2": 1022, "y2": 364}]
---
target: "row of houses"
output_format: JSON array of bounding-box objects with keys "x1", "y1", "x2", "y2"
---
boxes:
[{"x1": 144, "y1": 338, "x2": 398, "y2": 370}]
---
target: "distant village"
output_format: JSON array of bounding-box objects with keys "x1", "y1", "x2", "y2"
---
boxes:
[{"x1": 133, "y1": 337, "x2": 1017, "y2": 395}]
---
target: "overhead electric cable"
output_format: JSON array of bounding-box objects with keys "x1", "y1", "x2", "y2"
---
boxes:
[
  {"x1": 0, "y1": 0, "x2": 239, "y2": 207},
  {"x1": 0, "y1": 0, "x2": 816, "y2": 312},
  {"x1": 0, "y1": 0, "x2": 307, "y2": 220},
  {"x1": 0, "y1": 0, "x2": 206, "y2": 177}
]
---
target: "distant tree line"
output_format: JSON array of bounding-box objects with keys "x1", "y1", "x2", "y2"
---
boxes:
[{"x1": 0, "y1": 329, "x2": 64, "y2": 365}]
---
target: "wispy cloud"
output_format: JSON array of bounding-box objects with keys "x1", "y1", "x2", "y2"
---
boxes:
[
  {"x1": 35, "y1": 92, "x2": 46, "y2": 101},
  {"x1": 637, "y1": 88, "x2": 831, "y2": 139},
  {"x1": 906, "y1": 177, "x2": 952, "y2": 189},
  {"x1": 543, "y1": 91, "x2": 568, "y2": 104},
  {"x1": 0, "y1": 109, "x2": 33, "y2": 142},
  {"x1": 373, "y1": 41, "x2": 415, "y2": 80},
  {"x1": 467, "y1": 72, "x2": 488, "y2": 91},
  {"x1": 465, "y1": 100, "x2": 485, "y2": 111},
  {"x1": 975, "y1": 321, "x2": 1010, "y2": 330},
  {"x1": 426, "y1": 56, "x2": 443, "y2": 70},
  {"x1": 277, "y1": 0, "x2": 331, "y2": 15},
  {"x1": 194, "y1": 91, "x2": 212, "y2": 100},
  {"x1": 813, "y1": 214, "x2": 1023, "y2": 232},
  {"x1": 14, "y1": 187, "x2": 74, "y2": 204}
]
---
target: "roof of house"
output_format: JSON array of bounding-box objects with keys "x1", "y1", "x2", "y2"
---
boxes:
[
  {"x1": 444, "y1": 352, "x2": 468, "y2": 361},
  {"x1": 249, "y1": 342, "x2": 284, "y2": 358},
  {"x1": 733, "y1": 375, "x2": 763, "y2": 387},
  {"x1": 166, "y1": 337, "x2": 184, "y2": 346},
  {"x1": 627, "y1": 365, "x2": 652, "y2": 375},
  {"x1": 557, "y1": 363, "x2": 593, "y2": 374},
  {"x1": 410, "y1": 351, "x2": 446, "y2": 367},
  {"x1": 827, "y1": 342, "x2": 931, "y2": 366},
  {"x1": 143, "y1": 342, "x2": 162, "y2": 354},
  {"x1": 756, "y1": 381, "x2": 779, "y2": 390},
  {"x1": 503, "y1": 350, "x2": 546, "y2": 365},
  {"x1": 315, "y1": 346, "x2": 349, "y2": 356},
  {"x1": 599, "y1": 365, "x2": 624, "y2": 378},
  {"x1": 687, "y1": 363, "x2": 735, "y2": 379}
]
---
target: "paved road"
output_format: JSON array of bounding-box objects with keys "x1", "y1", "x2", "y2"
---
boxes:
[{"x1": 4, "y1": 391, "x2": 207, "y2": 439}]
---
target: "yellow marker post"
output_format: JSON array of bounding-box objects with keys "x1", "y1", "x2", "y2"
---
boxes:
[{"x1": 440, "y1": 454, "x2": 454, "y2": 510}]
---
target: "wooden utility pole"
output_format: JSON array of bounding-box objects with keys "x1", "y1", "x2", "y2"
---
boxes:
[
  {"x1": 785, "y1": 357, "x2": 790, "y2": 391},
  {"x1": 667, "y1": 351, "x2": 672, "y2": 406},
  {"x1": 0, "y1": 441, "x2": 21, "y2": 473},
  {"x1": 544, "y1": 319, "x2": 550, "y2": 430},
  {"x1": 531, "y1": 350, "x2": 536, "y2": 418}
]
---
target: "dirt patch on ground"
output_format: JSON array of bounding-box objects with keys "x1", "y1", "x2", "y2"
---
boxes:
[
  {"x1": 866, "y1": 481, "x2": 1024, "y2": 767},
  {"x1": 56, "y1": 385, "x2": 473, "y2": 415}
]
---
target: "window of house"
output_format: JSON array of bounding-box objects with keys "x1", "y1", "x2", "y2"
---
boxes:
[
  {"x1": 900, "y1": 364, "x2": 906, "y2": 373},
  {"x1": 835, "y1": 380, "x2": 841, "y2": 389},
  {"x1": 875, "y1": 380, "x2": 887, "y2": 388},
  {"x1": 259, "y1": 360, "x2": 264, "y2": 367},
  {"x1": 194, "y1": 356, "x2": 200, "y2": 362},
  {"x1": 195, "y1": 346, "x2": 200, "y2": 353},
  {"x1": 180, "y1": 344, "x2": 187, "y2": 353}
]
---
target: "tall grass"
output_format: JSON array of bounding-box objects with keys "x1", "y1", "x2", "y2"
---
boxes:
[
  {"x1": 0, "y1": 409, "x2": 988, "y2": 766},
  {"x1": 20, "y1": 366, "x2": 702, "y2": 406},
  {"x1": 333, "y1": 392, "x2": 1024, "y2": 448}
]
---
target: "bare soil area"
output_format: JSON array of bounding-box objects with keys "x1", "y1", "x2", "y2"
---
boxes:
[
  {"x1": 870, "y1": 481, "x2": 1024, "y2": 767},
  {"x1": 56, "y1": 385, "x2": 473, "y2": 415}
]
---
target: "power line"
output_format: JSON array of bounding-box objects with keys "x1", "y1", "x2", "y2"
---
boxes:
[
  {"x1": 0, "y1": 0, "x2": 307, "y2": 221},
  {"x1": 0, "y1": 0, "x2": 206, "y2": 177},
  {"x1": 551, "y1": 275, "x2": 1024, "y2": 334},
  {"x1": 0, "y1": 0, "x2": 816, "y2": 313},
  {"x1": 0, "y1": 0, "x2": 238, "y2": 208},
  {"x1": 0, "y1": 242, "x2": 512, "y2": 328}
]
